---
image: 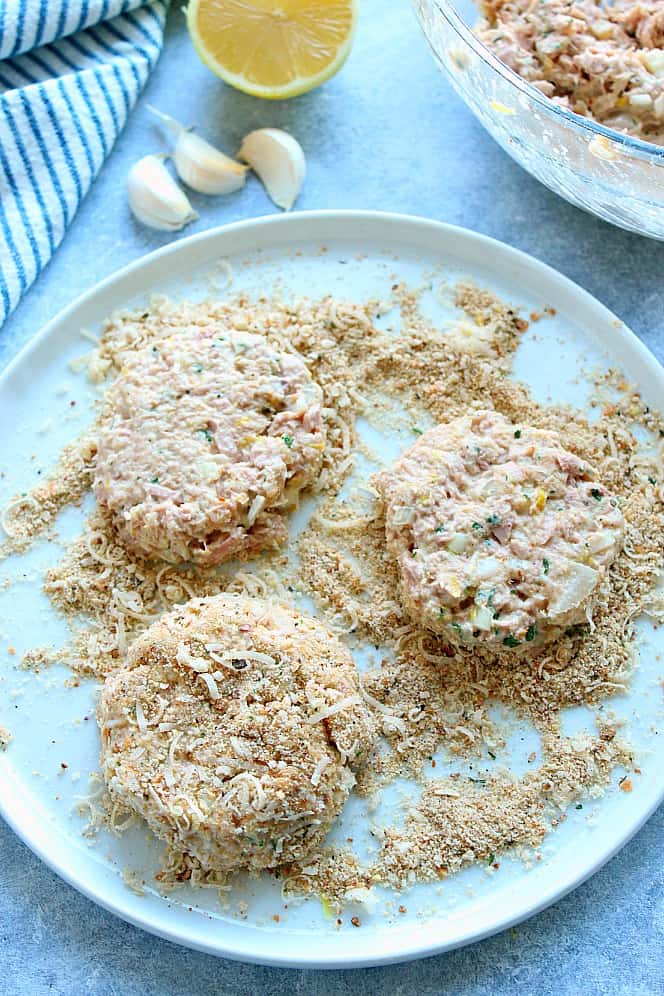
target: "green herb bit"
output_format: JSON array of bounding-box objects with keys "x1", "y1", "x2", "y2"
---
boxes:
[
  {"x1": 575, "y1": 803, "x2": 583, "y2": 810},
  {"x1": 412, "y1": 426, "x2": 423, "y2": 436},
  {"x1": 503, "y1": 634, "x2": 520, "y2": 647},
  {"x1": 434, "y1": 526, "x2": 445, "y2": 533},
  {"x1": 487, "y1": 853, "x2": 496, "y2": 865},
  {"x1": 193, "y1": 363, "x2": 204, "y2": 373},
  {"x1": 150, "y1": 476, "x2": 159, "y2": 484},
  {"x1": 198, "y1": 428, "x2": 214, "y2": 444},
  {"x1": 591, "y1": 488, "x2": 603, "y2": 501},
  {"x1": 472, "y1": 522, "x2": 483, "y2": 530},
  {"x1": 514, "y1": 429, "x2": 521, "y2": 438},
  {"x1": 525, "y1": 624, "x2": 537, "y2": 642},
  {"x1": 543, "y1": 558, "x2": 550, "y2": 575},
  {"x1": 282, "y1": 433, "x2": 294, "y2": 448},
  {"x1": 648, "y1": 476, "x2": 657, "y2": 485},
  {"x1": 488, "y1": 750, "x2": 496, "y2": 761},
  {"x1": 486, "y1": 514, "x2": 501, "y2": 526}
]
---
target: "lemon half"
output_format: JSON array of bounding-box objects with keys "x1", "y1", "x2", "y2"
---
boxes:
[{"x1": 185, "y1": 0, "x2": 357, "y2": 100}]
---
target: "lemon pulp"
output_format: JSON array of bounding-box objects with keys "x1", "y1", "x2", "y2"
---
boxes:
[{"x1": 186, "y1": 0, "x2": 357, "y2": 99}]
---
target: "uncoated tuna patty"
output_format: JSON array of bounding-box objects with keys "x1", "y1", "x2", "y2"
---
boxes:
[
  {"x1": 377, "y1": 410, "x2": 624, "y2": 651},
  {"x1": 93, "y1": 325, "x2": 326, "y2": 564}
]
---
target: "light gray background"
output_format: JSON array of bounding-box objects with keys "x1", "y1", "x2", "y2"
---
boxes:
[{"x1": 1, "y1": 1, "x2": 662, "y2": 993}]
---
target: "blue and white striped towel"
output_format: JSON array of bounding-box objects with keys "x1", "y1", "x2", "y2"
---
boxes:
[{"x1": 0, "y1": 0, "x2": 168, "y2": 327}]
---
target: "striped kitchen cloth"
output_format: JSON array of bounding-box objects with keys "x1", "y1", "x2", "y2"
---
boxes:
[{"x1": 0, "y1": 0, "x2": 168, "y2": 327}]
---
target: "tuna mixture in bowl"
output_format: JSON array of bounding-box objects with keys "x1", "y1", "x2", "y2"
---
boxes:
[{"x1": 413, "y1": 0, "x2": 664, "y2": 239}]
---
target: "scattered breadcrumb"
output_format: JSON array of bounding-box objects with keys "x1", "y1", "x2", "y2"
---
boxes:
[
  {"x1": 0, "y1": 436, "x2": 95, "y2": 556},
  {"x1": 372, "y1": 725, "x2": 631, "y2": 889},
  {"x1": 2, "y1": 281, "x2": 662, "y2": 909}
]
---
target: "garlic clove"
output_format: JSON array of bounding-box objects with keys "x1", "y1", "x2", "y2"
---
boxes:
[
  {"x1": 174, "y1": 131, "x2": 247, "y2": 195},
  {"x1": 127, "y1": 154, "x2": 198, "y2": 231},
  {"x1": 238, "y1": 128, "x2": 305, "y2": 211},
  {"x1": 148, "y1": 106, "x2": 248, "y2": 195}
]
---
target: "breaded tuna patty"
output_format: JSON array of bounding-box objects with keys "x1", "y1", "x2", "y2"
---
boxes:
[
  {"x1": 378, "y1": 411, "x2": 624, "y2": 650},
  {"x1": 94, "y1": 326, "x2": 326, "y2": 565},
  {"x1": 97, "y1": 594, "x2": 375, "y2": 875}
]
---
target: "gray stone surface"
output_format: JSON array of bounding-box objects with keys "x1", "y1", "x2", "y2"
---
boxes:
[{"x1": 1, "y1": 1, "x2": 662, "y2": 992}]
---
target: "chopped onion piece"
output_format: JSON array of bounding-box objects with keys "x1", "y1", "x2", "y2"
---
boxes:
[
  {"x1": 547, "y1": 561, "x2": 598, "y2": 617},
  {"x1": 474, "y1": 556, "x2": 501, "y2": 580},
  {"x1": 587, "y1": 529, "x2": 616, "y2": 554},
  {"x1": 471, "y1": 605, "x2": 494, "y2": 630},
  {"x1": 392, "y1": 506, "x2": 416, "y2": 526},
  {"x1": 447, "y1": 532, "x2": 468, "y2": 554}
]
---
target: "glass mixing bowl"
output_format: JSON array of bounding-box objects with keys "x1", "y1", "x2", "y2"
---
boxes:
[{"x1": 413, "y1": 0, "x2": 664, "y2": 239}]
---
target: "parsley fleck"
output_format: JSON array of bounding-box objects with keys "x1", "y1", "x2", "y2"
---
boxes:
[
  {"x1": 543, "y1": 558, "x2": 550, "y2": 575},
  {"x1": 412, "y1": 426, "x2": 423, "y2": 436},
  {"x1": 150, "y1": 476, "x2": 159, "y2": 483},
  {"x1": 525, "y1": 624, "x2": 537, "y2": 642},
  {"x1": 488, "y1": 750, "x2": 496, "y2": 760},
  {"x1": 503, "y1": 634, "x2": 520, "y2": 647},
  {"x1": 648, "y1": 476, "x2": 657, "y2": 485},
  {"x1": 575, "y1": 803, "x2": 583, "y2": 810},
  {"x1": 514, "y1": 429, "x2": 521, "y2": 438},
  {"x1": 434, "y1": 526, "x2": 445, "y2": 533},
  {"x1": 282, "y1": 434, "x2": 294, "y2": 448},
  {"x1": 486, "y1": 514, "x2": 501, "y2": 526},
  {"x1": 198, "y1": 428, "x2": 213, "y2": 444},
  {"x1": 472, "y1": 522, "x2": 483, "y2": 530},
  {"x1": 193, "y1": 364, "x2": 204, "y2": 373},
  {"x1": 591, "y1": 488, "x2": 603, "y2": 501},
  {"x1": 487, "y1": 852, "x2": 496, "y2": 865}
]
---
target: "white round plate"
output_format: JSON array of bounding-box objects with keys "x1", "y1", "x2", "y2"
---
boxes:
[{"x1": 0, "y1": 212, "x2": 662, "y2": 968}]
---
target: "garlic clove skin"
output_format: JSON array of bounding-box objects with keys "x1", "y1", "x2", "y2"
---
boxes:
[
  {"x1": 127, "y1": 154, "x2": 198, "y2": 231},
  {"x1": 148, "y1": 106, "x2": 248, "y2": 195},
  {"x1": 238, "y1": 128, "x2": 305, "y2": 211}
]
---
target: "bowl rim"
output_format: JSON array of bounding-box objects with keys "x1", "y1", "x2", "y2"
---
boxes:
[{"x1": 414, "y1": 0, "x2": 664, "y2": 163}]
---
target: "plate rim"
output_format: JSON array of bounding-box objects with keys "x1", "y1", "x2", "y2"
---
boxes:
[{"x1": 1, "y1": 209, "x2": 663, "y2": 969}]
